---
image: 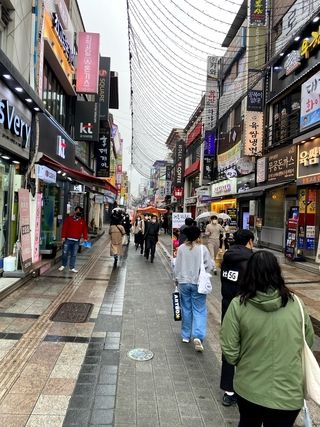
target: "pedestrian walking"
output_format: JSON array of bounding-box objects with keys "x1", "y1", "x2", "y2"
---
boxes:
[
  {"x1": 133, "y1": 215, "x2": 145, "y2": 254},
  {"x1": 144, "y1": 215, "x2": 159, "y2": 263},
  {"x1": 59, "y1": 206, "x2": 88, "y2": 273},
  {"x1": 220, "y1": 251, "x2": 314, "y2": 427},
  {"x1": 220, "y1": 229, "x2": 254, "y2": 407},
  {"x1": 109, "y1": 216, "x2": 126, "y2": 266},
  {"x1": 175, "y1": 226, "x2": 214, "y2": 352},
  {"x1": 205, "y1": 215, "x2": 223, "y2": 274},
  {"x1": 179, "y1": 217, "x2": 194, "y2": 245},
  {"x1": 122, "y1": 213, "x2": 132, "y2": 244},
  {"x1": 162, "y1": 214, "x2": 169, "y2": 234}
]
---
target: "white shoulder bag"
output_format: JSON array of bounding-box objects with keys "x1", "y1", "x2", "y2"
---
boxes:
[
  {"x1": 295, "y1": 295, "x2": 320, "y2": 407},
  {"x1": 197, "y1": 245, "x2": 212, "y2": 295}
]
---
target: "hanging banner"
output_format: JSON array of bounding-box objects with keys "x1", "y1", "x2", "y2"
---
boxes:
[
  {"x1": 203, "y1": 156, "x2": 213, "y2": 181},
  {"x1": 18, "y1": 189, "x2": 32, "y2": 271},
  {"x1": 204, "y1": 75, "x2": 219, "y2": 130},
  {"x1": 76, "y1": 32, "x2": 100, "y2": 94},
  {"x1": 244, "y1": 111, "x2": 263, "y2": 156},
  {"x1": 249, "y1": 0, "x2": 267, "y2": 26},
  {"x1": 96, "y1": 56, "x2": 111, "y2": 119},
  {"x1": 74, "y1": 101, "x2": 100, "y2": 141},
  {"x1": 204, "y1": 131, "x2": 216, "y2": 156},
  {"x1": 173, "y1": 140, "x2": 185, "y2": 186},
  {"x1": 33, "y1": 193, "x2": 42, "y2": 263},
  {"x1": 95, "y1": 125, "x2": 111, "y2": 178}
]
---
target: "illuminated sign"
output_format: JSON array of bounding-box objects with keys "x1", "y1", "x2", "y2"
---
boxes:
[
  {"x1": 0, "y1": 99, "x2": 31, "y2": 148},
  {"x1": 76, "y1": 32, "x2": 100, "y2": 94},
  {"x1": 300, "y1": 27, "x2": 320, "y2": 59},
  {"x1": 52, "y1": 13, "x2": 74, "y2": 65}
]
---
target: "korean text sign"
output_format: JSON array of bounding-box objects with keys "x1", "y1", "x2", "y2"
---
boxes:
[
  {"x1": 76, "y1": 32, "x2": 100, "y2": 94},
  {"x1": 300, "y1": 70, "x2": 320, "y2": 130},
  {"x1": 244, "y1": 111, "x2": 263, "y2": 156},
  {"x1": 18, "y1": 189, "x2": 32, "y2": 271}
]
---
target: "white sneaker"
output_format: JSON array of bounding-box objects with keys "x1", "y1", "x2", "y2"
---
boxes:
[
  {"x1": 70, "y1": 268, "x2": 78, "y2": 273},
  {"x1": 182, "y1": 338, "x2": 190, "y2": 343},
  {"x1": 193, "y1": 338, "x2": 204, "y2": 352},
  {"x1": 58, "y1": 266, "x2": 65, "y2": 271}
]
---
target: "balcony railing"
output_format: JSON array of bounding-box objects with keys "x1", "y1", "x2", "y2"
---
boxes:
[{"x1": 264, "y1": 110, "x2": 300, "y2": 150}]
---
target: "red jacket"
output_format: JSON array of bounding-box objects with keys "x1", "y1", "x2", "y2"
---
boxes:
[{"x1": 61, "y1": 216, "x2": 88, "y2": 240}]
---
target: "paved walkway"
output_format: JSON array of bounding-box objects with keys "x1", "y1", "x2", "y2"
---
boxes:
[{"x1": 0, "y1": 232, "x2": 318, "y2": 426}]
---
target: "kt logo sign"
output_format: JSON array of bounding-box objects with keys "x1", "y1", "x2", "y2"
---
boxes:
[{"x1": 80, "y1": 122, "x2": 93, "y2": 135}]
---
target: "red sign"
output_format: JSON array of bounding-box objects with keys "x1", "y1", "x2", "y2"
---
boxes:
[
  {"x1": 187, "y1": 122, "x2": 202, "y2": 146},
  {"x1": 76, "y1": 32, "x2": 100, "y2": 94},
  {"x1": 173, "y1": 187, "x2": 183, "y2": 198}
]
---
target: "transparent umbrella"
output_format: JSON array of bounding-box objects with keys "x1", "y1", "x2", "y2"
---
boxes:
[{"x1": 195, "y1": 211, "x2": 218, "y2": 221}]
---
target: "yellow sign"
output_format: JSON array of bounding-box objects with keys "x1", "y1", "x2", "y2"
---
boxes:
[
  {"x1": 300, "y1": 27, "x2": 320, "y2": 59},
  {"x1": 43, "y1": 11, "x2": 74, "y2": 84}
]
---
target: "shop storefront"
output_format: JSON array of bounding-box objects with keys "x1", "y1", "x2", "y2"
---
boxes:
[
  {"x1": 294, "y1": 137, "x2": 320, "y2": 260},
  {"x1": 0, "y1": 80, "x2": 38, "y2": 268},
  {"x1": 210, "y1": 178, "x2": 237, "y2": 215}
]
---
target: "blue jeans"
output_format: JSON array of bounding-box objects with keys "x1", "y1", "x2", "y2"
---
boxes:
[
  {"x1": 179, "y1": 283, "x2": 207, "y2": 341},
  {"x1": 62, "y1": 239, "x2": 80, "y2": 269}
]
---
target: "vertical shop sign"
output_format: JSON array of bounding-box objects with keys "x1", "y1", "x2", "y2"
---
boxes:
[
  {"x1": 244, "y1": 111, "x2": 263, "y2": 156},
  {"x1": 173, "y1": 140, "x2": 185, "y2": 186},
  {"x1": 96, "y1": 57, "x2": 111, "y2": 119},
  {"x1": 204, "y1": 56, "x2": 219, "y2": 130},
  {"x1": 203, "y1": 157, "x2": 213, "y2": 180},
  {"x1": 204, "y1": 131, "x2": 216, "y2": 156},
  {"x1": 76, "y1": 32, "x2": 100, "y2": 94},
  {"x1": 18, "y1": 189, "x2": 32, "y2": 271},
  {"x1": 166, "y1": 165, "x2": 172, "y2": 180},
  {"x1": 165, "y1": 180, "x2": 172, "y2": 196},
  {"x1": 249, "y1": 0, "x2": 266, "y2": 26},
  {"x1": 300, "y1": 70, "x2": 320, "y2": 130},
  {"x1": 95, "y1": 126, "x2": 110, "y2": 177},
  {"x1": 285, "y1": 206, "x2": 299, "y2": 259},
  {"x1": 247, "y1": 89, "x2": 263, "y2": 111},
  {"x1": 75, "y1": 101, "x2": 100, "y2": 141},
  {"x1": 33, "y1": 193, "x2": 42, "y2": 263}
]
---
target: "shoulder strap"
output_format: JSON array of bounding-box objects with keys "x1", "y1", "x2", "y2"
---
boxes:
[
  {"x1": 295, "y1": 295, "x2": 305, "y2": 340},
  {"x1": 116, "y1": 225, "x2": 124, "y2": 235}
]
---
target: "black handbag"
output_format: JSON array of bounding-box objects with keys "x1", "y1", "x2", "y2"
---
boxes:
[{"x1": 172, "y1": 286, "x2": 182, "y2": 321}]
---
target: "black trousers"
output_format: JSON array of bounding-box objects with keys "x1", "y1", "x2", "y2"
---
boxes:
[
  {"x1": 145, "y1": 237, "x2": 156, "y2": 260},
  {"x1": 220, "y1": 296, "x2": 235, "y2": 392},
  {"x1": 237, "y1": 395, "x2": 300, "y2": 427}
]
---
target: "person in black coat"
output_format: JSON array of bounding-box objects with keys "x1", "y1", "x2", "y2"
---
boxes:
[
  {"x1": 220, "y1": 229, "x2": 254, "y2": 407},
  {"x1": 144, "y1": 215, "x2": 160, "y2": 263}
]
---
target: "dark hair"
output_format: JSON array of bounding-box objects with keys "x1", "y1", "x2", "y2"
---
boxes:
[
  {"x1": 239, "y1": 251, "x2": 293, "y2": 307},
  {"x1": 185, "y1": 217, "x2": 193, "y2": 226},
  {"x1": 75, "y1": 206, "x2": 83, "y2": 213},
  {"x1": 234, "y1": 229, "x2": 254, "y2": 246},
  {"x1": 210, "y1": 215, "x2": 217, "y2": 221}
]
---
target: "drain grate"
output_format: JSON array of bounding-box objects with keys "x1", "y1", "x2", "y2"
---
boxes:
[
  {"x1": 50, "y1": 302, "x2": 93, "y2": 323},
  {"x1": 127, "y1": 348, "x2": 154, "y2": 361}
]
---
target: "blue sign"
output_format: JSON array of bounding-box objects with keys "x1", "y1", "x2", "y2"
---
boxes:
[{"x1": 204, "y1": 131, "x2": 215, "y2": 156}]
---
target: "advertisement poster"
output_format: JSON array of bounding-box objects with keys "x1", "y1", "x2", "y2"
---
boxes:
[
  {"x1": 18, "y1": 189, "x2": 32, "y2": 271},
  {"x1": 284, "y1": 206, "x2": 299, "y2": 259},
  {"x1": 33, "y1": 193, "x2": 42, "y2": 263},
  {"x1": 172, "y1": 212, "x2": 192, "y2": 259}
]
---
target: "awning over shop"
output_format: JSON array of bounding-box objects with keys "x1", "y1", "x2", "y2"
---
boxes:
[
  {"x1": 184, "y1": 160, "x2": 200, "y2": 178},
  {"x1": 236, "y1": 181, "x2": 292, "y2": 199},
  {"x1": 39, "y1": 154, "x2": 117, "y2": 195}
]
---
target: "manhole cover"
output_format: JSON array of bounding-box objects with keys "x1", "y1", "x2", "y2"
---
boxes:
[
  {"x1": 127, "y1": 348, "x2": 154, "y2": 361},
  {"x1": 50, "y1": 302, "x2": 93, "y2": 323}
]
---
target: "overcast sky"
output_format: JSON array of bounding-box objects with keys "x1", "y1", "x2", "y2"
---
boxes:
[{"x1": 77, "y1": 0, "x2": 241, "y2": 196}]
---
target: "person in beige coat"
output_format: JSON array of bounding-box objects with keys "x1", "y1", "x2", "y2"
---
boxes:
[
  {"x1": 205, "y1": 215, "x2": 223, "y2": 274},
  {"x1": 109, "y1": 216, "x2": 125, "y2": 265}
]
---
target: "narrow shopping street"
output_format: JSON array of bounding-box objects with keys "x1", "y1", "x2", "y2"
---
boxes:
[{"x1": 0, "y1": 234, "x2": 317, "y2": 426}]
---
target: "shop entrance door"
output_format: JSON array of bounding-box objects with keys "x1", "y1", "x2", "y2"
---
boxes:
[{"x1": 284, "y1": 197, "x2": 298, "y2": 248}]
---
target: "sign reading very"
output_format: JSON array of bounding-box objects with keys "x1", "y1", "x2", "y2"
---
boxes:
[
  {"x1": 300, "y1": 70, "x2": 320, "y2": 131},
  {"x1": 76, "y1": 32, "x2": 100, "y2": 94},
  {"x1": 0, "y1": 99, "x2": 31, "y2": 148}
]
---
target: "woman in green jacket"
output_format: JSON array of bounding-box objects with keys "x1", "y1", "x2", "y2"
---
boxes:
[{"x1": 220, "y1": 251, "x2": 314, "y2": 427}]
